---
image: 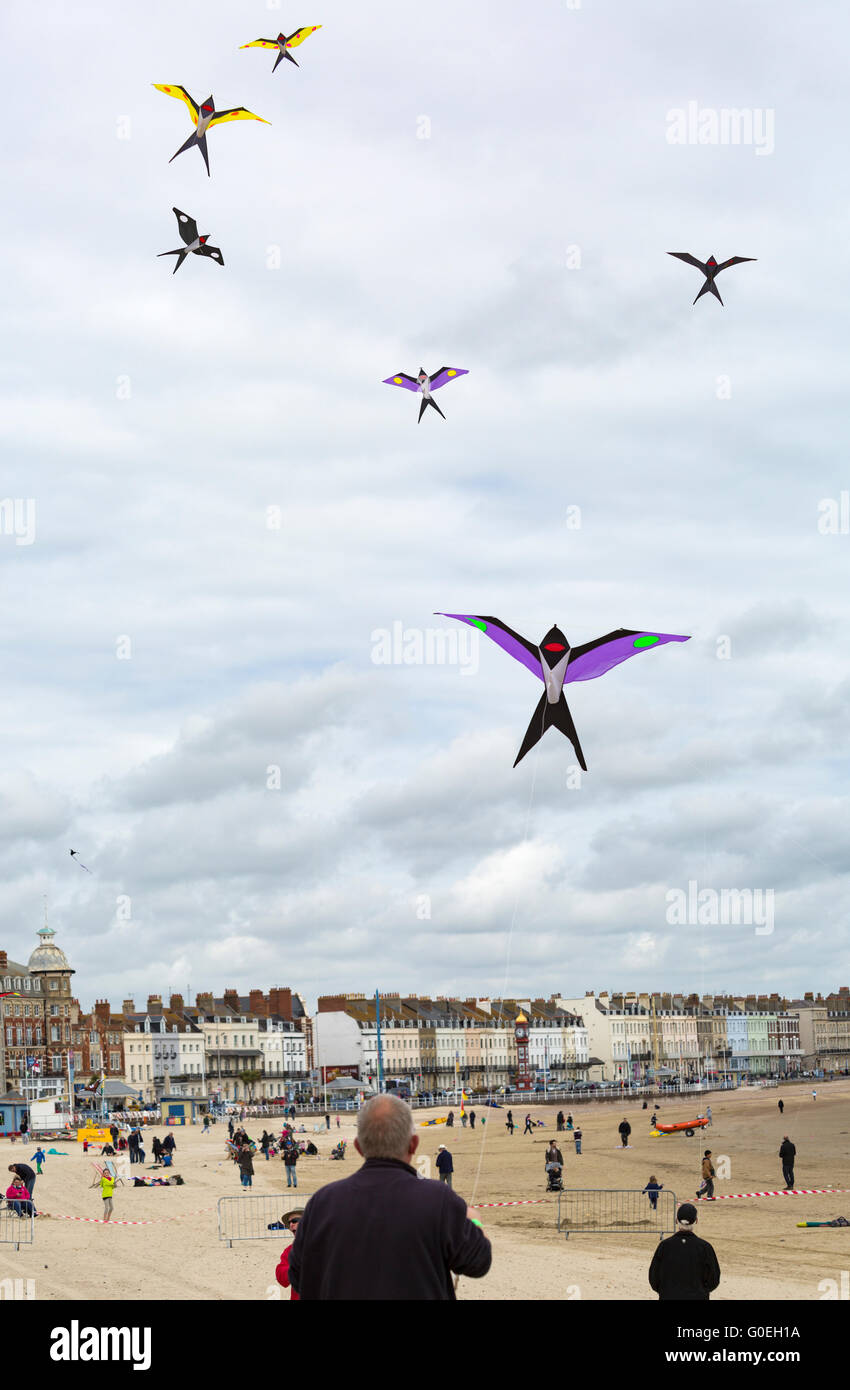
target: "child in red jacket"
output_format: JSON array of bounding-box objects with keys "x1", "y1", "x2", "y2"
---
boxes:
[{"x1": 274, "y1": 1213, "x2": 302, "y2": 1300}]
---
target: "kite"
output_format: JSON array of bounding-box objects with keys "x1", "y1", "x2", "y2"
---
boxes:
[
  {"x1": 437, "y1": 614, "x2": 690, "y2": 769},
  {"x1": 158, "y1": 208, "x2": 224, "y2": 274},
  {"x1": 668, "y1": 252, "x2": 756, "y2": 305},
  {"x1": 0, "y1": 990, "x2": 22, "y2": 998},
  {"x1": 797, "y1": 1218, "x2": 850, "y2": 1227},
  {"x1": 152, "y1": 85, "x2": 270, "y2": 176},
  {"x1": 240, "y1": 26, "x2": 322, "y2": 71},
  {"x1": 69, "y1": 850, "x2": 91, "y2": 873},
  {"x1": 383, "y1": 367, "x2": 468, "y2": 422}
]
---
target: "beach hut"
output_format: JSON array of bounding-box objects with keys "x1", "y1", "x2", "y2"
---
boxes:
[
  {"x1": 159, "y1": 1095, "x2": 206, "y2": 1126},
  {"x1": 0, "y1": 1090, "x2": 28, "y2": 1135}
]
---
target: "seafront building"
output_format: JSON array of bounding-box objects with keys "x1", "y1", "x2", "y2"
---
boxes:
[{"x1": 1, "y1": 917, "x2": 849, "y2": 1115}]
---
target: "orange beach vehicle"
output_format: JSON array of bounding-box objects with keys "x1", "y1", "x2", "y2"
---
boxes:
[{"x1": 652, "y1": 1116, "x2": 709, "y2": 1137}]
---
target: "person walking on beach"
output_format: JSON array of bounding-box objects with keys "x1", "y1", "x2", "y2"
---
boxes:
[
  {"x1": 573, "y1": 1126, "x2": 582, "y2": 1154},
  {"x1": 152, "y1": 1136, "x2": 162, "y2": 1166},
  {"x1": 202, "y1": 1115, "x2": 210, "y2": 1136},
  {"x1": 545, "y1": 1141, "x2": 564, "y2": 1170},
  {"x1": 469, "y1": 1110, "x2": 476, "y2": 1130},
  {"x1": 283, "y1": 1139, "x2": 299, "y2": 1188},
  {"x1": 523, "y1": 1114, "x2": 534, "y2": 1135},
  {"x1": 618, "y1": 1119, "x2": 632, "y2": 1148},
  {"x1": 566, "y1": 1113, "x2": 574, "y2": 1131},
  {"x1": 778, "y1": 1098, "x2": 784, "y2": 1116},
  {"x1": 101, "y1": 1170, "x2": 116, "y2": 1223},
  {"x1": 162, "y1": 1132, "x2": 175, "y2": 1156},
  {"x1": 228, "y1": 1118, "x2": 235, "y2": 1139},
  {"x1": 260, "y1": 1130, "x2": 271, "y2": 1160},
  {"x1": 643, "y1": 1175, "x2": 663, "y2": 1211},
  {"x1": 706, "y1": 1105, "x2": 712, "y2": 1127},
  {"x1": 461, "y1": 1110, "x2": 468, "y2": 1128},
  {"x1": 812, "y1": 1090, "x2": 817, "y2": 1101},
  {"x1": 779, "y1": 1136, "x2": 796, "y2": 1189},
  {"x1": 237, "y1": 1144, "x2": 255, "y2": 1189},
  {"x1": 698, "y1": 1150, "x2": 716, "y2": 1201},
  {"x1": 325, "y1": 1113, "x2": 331, "y2": 1130},
  {"x1": 436, "y1": 1144, "x2": 453, "y2": 1188},
  {"x1": 556, "y1": 1111, "x2": 565, "y2": 1132},
  {"x1": 650, "y1": 1112, "x2": 658, "y2": 1128},
  {"x1": 110, "y1": 1123, "x2": 119, "y2": 1149},
  {"x1": 446, "y1": 1111, "x2": 454, "y2": 1128},
  {"x1": 288, "y1": 1094, "x2": 491, "y2": 1300},
  {"x1": 648, "y1": 1203, "x2": 720, "y2": 1301},
  {"x1": 505, "y1": 1110, "x2": 514, "y2": 1135},
  {"x1": 30, "y1": 1146, "x2": 46, "y2": 1175}
]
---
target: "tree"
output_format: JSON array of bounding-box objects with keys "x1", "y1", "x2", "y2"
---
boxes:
[{"x1": 238, "y1": 1069, "x2": 263, "y2": 1101}]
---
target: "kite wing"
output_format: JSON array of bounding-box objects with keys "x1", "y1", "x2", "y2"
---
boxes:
[
  {"x1": 667, "y1": 252, "x2": 704, "y2": 270},
  {"x1": 383, "y1": 372, "x2": 420, "y2": 392},
  {"x1": 437, "y1": 613, "x2": 542, "y2": 680},
  {"x1": 208, "y1": 107, "x2": 271, "y2": 127},
  {"x1": 428, "y1": 368, "x2": 469, "y2": 392},
  {"x1": 286, "y1": 25, "x2": 322, "y2": 47},
  {"x1": 196, "y1": 243, "x2": 224, "y2": 265},
  {"x1": 565, "y1": 629, "x2": 690, "y2": 684},
  {"x1": 715, "y1": 256, "x2": 757, "y2": 271},
  {"x1": 153, "y1": 85, "x2": 199, "y2": 124},
  {"x1": 173, "y1": 209, "x2": 199, "y2": 246},
  {"x1": 240, "y1": 38, "x2": 280, "y2": 49}
]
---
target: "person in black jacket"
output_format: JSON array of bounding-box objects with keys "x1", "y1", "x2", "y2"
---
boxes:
[
  {"x1": 289, "y1": 1094, "x2": 491, "y2": 1301},
  {"x1": 618, "y1": 1119, "x2": 631, "y2": 1148},
  {"x1": 648, "y1": 1203, "x2": 721, "y2": 1301},
  {"x1": 779, "y1": 1135, "x2": 796, "y2": 1189},
  {"x1": 436, "y1": 1145, "x2": 453, "y2": 1187}
]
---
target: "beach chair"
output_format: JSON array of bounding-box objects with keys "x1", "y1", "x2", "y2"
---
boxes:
[{"x1": 90, "y1": 1161, "x2": 125, "y2": 1189}]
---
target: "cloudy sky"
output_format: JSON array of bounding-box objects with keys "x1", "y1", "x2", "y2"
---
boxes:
[{"x1": 1, "y1": 0, "x2": 847, "y2": 1012}]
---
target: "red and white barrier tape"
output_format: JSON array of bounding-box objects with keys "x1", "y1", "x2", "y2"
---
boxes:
[
  {"x1": 471, "y1": 1198, "x2": 548, "y2": 1210},
  {"x1": 41, "y1": 1206, "x2": 214, "y2": 1227},
  {"x1": 701, "y1": 1188, "x2": 850, "y2": 1202}
]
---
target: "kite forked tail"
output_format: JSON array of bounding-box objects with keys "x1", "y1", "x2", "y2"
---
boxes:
[
  {"x1": 274, "y1": 49, "x2": 299, "y2": 71},
  {"x1": 418, "y1": 396, "x2": 446, "y2": 423},
  {"x1": 694, "y1": 279, "x2": 723, "y2": 306},
  {"x1": 170, "y1": 130, "x2": 211, "y2": 176},
  {"x1": 158, "y1": 249, "x2": 189, "y2": 275},
  {"x1": 514, "y1": 692, "x2": 587, "y2": 771}
]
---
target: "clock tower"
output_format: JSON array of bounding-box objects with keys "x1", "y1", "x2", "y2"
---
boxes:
[{"x1": 514, "y1": 1011, "x2": 532, "y2": 1091}]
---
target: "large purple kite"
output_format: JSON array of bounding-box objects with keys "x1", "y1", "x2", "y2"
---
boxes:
[
  {"x1": 383, "y1": 367, "x2": 468, "y2": 422},
  {"x1": 437, "y1": 614, "x2": 690, "y2": 769}
]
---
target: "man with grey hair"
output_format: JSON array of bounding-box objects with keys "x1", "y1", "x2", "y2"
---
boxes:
[{"x1": 289, "y1": 1094, "x2": 491, "y2": 1300}]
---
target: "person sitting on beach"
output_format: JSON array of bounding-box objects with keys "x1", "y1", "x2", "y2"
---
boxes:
[{"x1": 5, "y1": 1181, "x2": 33, "y2": 1217}]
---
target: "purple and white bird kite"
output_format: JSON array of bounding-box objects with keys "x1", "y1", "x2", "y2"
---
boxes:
[
  {"x1": 383, "y1": 367, "x2": 468, "y2": 422},
  {"x1": 437, "y1": 614, "x2": 690, "y2": 769}
]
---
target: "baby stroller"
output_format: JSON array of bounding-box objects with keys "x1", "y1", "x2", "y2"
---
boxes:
[
  {"x1": 545, "y1": 1162, "x2": 564, "y2": 1193},
  {"x1": 330, "y1": 1140, "x2": 347, "y2": 1161}
]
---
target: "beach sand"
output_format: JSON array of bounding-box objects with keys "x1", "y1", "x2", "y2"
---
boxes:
[{"x1": 2, "y1": 1079, "x2": 848, "y2": 1300}]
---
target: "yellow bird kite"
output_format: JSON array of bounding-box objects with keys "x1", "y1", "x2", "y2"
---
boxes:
[
  {"x1": 152, "y1": 85, "x2": 270, "y2": 176},
  {"x1": 240, "y1": 26, "x2": 322, "y2": 72}
]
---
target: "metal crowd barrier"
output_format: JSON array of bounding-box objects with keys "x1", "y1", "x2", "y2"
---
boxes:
[
  {"x1": 217, "y1": 1195, "x2": 298, "y2": 1246},
  {"x1": 557, "y1": 1188, "x2": 677, "y2": 1241},
  {"x1": 0, "y1": 1202, "x2": 35, "y2": 1251}
]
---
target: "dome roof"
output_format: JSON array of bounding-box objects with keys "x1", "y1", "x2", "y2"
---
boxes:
[{"x1": 28, "y1": 925, "x2": 73, "y2": 974}]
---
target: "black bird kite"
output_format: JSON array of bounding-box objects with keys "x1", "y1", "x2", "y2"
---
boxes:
[
  {"x1": 158, "y1": 208, "x2": 224, "y2": 274},
  {"x1": 240, "y1": 27, "x2": 322, "y2": 71},
  {"x1": 69, "y1": 850, "x2": 91, "y2": 873},
  {"x1": 668, "y1": 252, "x2": 756, "y2": 305}
]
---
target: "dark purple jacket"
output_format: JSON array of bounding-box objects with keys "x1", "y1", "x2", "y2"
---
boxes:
[{"x1": 289, "y1": 1157, "x2": 491, "y2": 1300}]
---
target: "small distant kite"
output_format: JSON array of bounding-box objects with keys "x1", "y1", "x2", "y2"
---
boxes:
[
  {"x1": 158, "y1": 208, "x2": 224, "y2": 274},
  {"x1": 383, "y1": 367, "x2": 468, "y2": 422},
  {"x1": 240, "y1": 26, "x2": 322, "y2": 71},
  {"x1": 152, "y1": 85, "x2": 270, "y2": 176},
  {"x1": 69, "y1": 849, "x2": 91, "y2": 873},
  {"x1": 668, "y1": 252, "x2": 756, "y2": 305},
  {"x1": 437, "y1": 614, "x2": 690, "y2": 769},
  {"x1": 0, "y1": 990, "x2": 22, "y2": 998}
]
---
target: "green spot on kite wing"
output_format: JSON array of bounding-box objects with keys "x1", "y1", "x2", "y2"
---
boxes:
[
  {"x1": 471, "y1": 620, "x2": 487, "y2": 632},
  {"x1": 633, "y1": 634, "x2": 660, "y2": 648}
]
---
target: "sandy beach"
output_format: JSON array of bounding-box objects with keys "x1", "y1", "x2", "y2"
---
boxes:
[{"x1": 3, "y1": 1079, "x2": 848, "y2": 1301}]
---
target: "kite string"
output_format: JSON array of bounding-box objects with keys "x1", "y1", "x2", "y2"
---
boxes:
[{"x1": 455, "y1": 746, "x2": 542, "y2": 1294}]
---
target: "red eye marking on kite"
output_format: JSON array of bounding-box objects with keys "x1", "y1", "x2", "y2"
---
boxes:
[{"x1": 543, "y1": 643, "x2": 566, "y2": 651}]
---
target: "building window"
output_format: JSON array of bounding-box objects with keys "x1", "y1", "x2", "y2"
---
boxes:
[{"x1": 49, "y1": 980, "x2": 59, "y2": 990}]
